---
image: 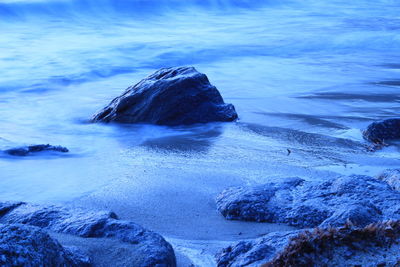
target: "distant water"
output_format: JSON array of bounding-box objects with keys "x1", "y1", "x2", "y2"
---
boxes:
[{"x1": 0, "y1": 0, "x2": 400, "y2": 244}]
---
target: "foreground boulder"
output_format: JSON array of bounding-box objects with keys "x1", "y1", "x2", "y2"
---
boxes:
[
  {"x1": 363, "y1": 118, "x2": 400, "y2": 143},
  {"x1": 216, "y1": 231, "x2": 299, "y2": 267},
  {"x1": 91, "y1": 66, "x2": 238, "y2": 125},
  {"x1": 0, "y1": 223, "x2": 90, "y2": 266},
  {"x1": 3, "y1": 144, "x2": 69, "y2": 156},
  {"x1": 217, "y1": 221, "x2": 400, "y2": 267},
  {"x1": 0, "y1": 202, "x2": 176, "y2": 267},
  {"x1": 216, "y1": 175, "x2": 400, "y2": 228}
]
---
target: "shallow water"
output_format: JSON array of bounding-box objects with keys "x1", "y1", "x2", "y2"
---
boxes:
[{"x1": 1, "y1": 0, "x2": 400, "y2": 264}]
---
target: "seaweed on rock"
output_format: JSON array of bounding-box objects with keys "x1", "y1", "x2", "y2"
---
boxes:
[{"x1": 263, "y1": 220, "x2": 400, "y2": 267}]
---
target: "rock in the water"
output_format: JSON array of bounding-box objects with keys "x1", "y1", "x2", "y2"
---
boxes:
[
  {"x1": 91, "y1": 66, "x2": 238, "y2": 125},
  {"x1": 4, "y1": 144, "x2": 69, "y2": 156},
  {"x1": 216, "y1": 175, "x2": 400, "y2": 228},
  {"x1": 377, "y1": 169, "x2": 400, "y2": 191},
  {"x1": 0, "y1": 223, "x2": 91, "y2": 266},
  {"x1": 363, "y1": 118, "x2": 400, "y2": 142},
  {"x1": 218, "y1": 221, "x2": 400, "y2": 267},
  {"x1": 0, "y1": 202, "x2": 176, "y2": 267}
]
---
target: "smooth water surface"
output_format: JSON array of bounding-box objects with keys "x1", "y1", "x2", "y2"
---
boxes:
[{"x1": 1, "y1": 0, "x2": 400, "y2": 262}]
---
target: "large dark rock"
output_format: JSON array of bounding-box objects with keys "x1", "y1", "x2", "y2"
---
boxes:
[
  {"x1": 0, "y1": 223, "x2": 91, "y2": 266},
  {"x1": 216, "y1": 175, "x2": 400, "y2": 228},
  {"x1": 363, "y1": 118, "x2": 400, "y2": 142},
  {"x1": 4, "y1": 144, "x2": 69, "y2": 156},
  {"x1": 0, "y1": 202, "x2": 176, "y2": 267},
  {"x1": 91, "y1": 66, "x2": 238, "y2": 125},
  {"x1": 217, "y1": 221, "x2": 400, "y2": 267}
]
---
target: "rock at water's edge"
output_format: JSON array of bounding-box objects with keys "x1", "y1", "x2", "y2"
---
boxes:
[
  {"x1": 216, "y1": 175, "x2": 400, "y2": 228},
  {"x1": 0, "y1": 223, "x2": 91, "y2": 266},
  {"x1": 4, "y1": 144, "x2": 69, "y2": 156},
  {"x1": 363, "y1": 118, "x2": 400, "y2": 142},
  {"x1": 91, "y1": 66, "x2": 238, "y2": 125}
]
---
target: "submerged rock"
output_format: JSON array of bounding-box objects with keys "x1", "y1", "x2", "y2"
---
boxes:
[
  {"x1": 363, "y1": 118, "x2": 400, "y2": 143},
  {"x1": 91, "y1": 66, "x2": 238, "y2": 125},
  {"x1": 0, "y1": 202, "x2": 176, "y2": 267},
  {"x1": 4, "y1": 144, "x2": 69, "y2": 156},
  {"x1": 377, "y1": 169, "x2": 400, "y2": 191},
  {"x1": 0, "y1": 223, "x2": 91, "y2": 266},
  {"x1": 216, "y1": 175, "x2": 400, "y2": 228},
  {"x1": 217, "y1": 221, "x2": 400, "y2": 267}
]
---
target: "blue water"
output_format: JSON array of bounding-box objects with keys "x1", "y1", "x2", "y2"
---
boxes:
[{"x1": 0, "y1": 0, "x2": 400, "y2": 257}]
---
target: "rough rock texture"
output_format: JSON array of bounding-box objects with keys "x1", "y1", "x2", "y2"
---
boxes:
[
  {"x1": 216, "y1": 231, "x2": 299, "y2": 267},
  {"x1": 377, "y1": 169, "x2": 400, "y2": 191},
  {"x1": 0, "y1": 223, "x2": 91, "y2": 266},
  {"x1": 0, "y1": 202, "x2": 176, "y2": 267},
  {"x1": 263, "y1": 221, "x2": 400, "y2": 267},
  {"x1": 0, "y1": 202, "x2": 23, "y2": 217},
  {"x1": 218, "y1": 221, "x2": 400, "y2": 267},
  {"x1": 217, "y1": 175, "x2": 400, "y2": 228},
  {"x1": 4, "y1": 144, "x2": 69, "y2": 156},
  {"x1": 363, "y1": 118, "x2": 400, "y2": 142},
  {"x1": 91, "y1": 66, "x2": 238, "y2": 125}
]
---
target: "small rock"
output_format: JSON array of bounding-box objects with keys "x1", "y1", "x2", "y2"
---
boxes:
[
  {"x1": 363, "y1": 118, "x2": 400, "y2": 143},
  {"x1": 4, "y1": 144, "x2": 69, "y2": 156}
]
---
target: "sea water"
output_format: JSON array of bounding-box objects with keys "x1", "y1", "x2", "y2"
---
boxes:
[{"x1": 0, "y1": 0, "x2": 400, "y2": 263}]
